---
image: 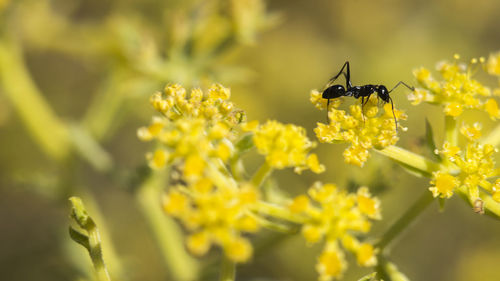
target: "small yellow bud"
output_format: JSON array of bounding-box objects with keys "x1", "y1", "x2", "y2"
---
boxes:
[
  {"x1": 187, "y1": 232, "x2": 211, "y2": 256},
  {"x1": 289, "y1": 195, "x2": 310, "y2": 213}
]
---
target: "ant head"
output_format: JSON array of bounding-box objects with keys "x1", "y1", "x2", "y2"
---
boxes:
[
  {"x1": 322, "y1": 84, "x2": 345, "y2": 99},
  {"x1": 376, "y1": 85, "x2": 390, "y2": 103}
]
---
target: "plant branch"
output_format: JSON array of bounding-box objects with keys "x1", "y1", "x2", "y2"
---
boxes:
[{"x1": 69, "y1": 197, "x2": 112, "y2": 281}]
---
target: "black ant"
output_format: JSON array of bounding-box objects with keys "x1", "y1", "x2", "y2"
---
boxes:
[{"x1": 322, "y1": 61, "x2": 414, "y2": 130}]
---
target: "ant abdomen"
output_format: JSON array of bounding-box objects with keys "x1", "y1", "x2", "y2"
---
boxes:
[{"x1": 322, "y1": 85, "x2": 345, "y2": 99}]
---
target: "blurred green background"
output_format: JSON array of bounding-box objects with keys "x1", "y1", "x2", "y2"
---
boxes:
[{"x1": 2, "y1": 0, "x2": 500, "y2": 280}]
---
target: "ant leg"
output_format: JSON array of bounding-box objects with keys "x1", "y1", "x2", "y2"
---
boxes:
[
  {"x1": 326, "y1": 99, "x2": 331, "y2": 123},
  {"x1": 389, "y1": 97, "x2": 398, "y2": 132},
  {"x1": 389, "y1": 81, "x2": 415, "y2": 93},
  {"x1": 328, "y1": 61, "x2": 352, "y2": 89},
  {"x1": 360, "y1": 96, "x2": 366, "y2": 124}
]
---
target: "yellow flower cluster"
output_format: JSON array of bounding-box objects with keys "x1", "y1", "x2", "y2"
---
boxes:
[
  {"x1": 411, "y1": 55, "x2": 500, "y2": 119},
  {"x1": 163, "y1": 181, "x2": 260, "y2": 262},
  {"x1": 430, "y1": 124, "x2": 500, "y2": 203},
  {"x1": 289, "y1": 182, "x2": 381, "y2": 280},
  {"x1": 138, "y1": 84, "x2": 261, "y2": 261},
  {"x1": 244, "y1": 120, "x2": 325, "y2": 173},
  {"x1": 311, "y1": 90, "x2": 406, "y2": 167},
  {"x1": 137, "y1": 83, "x2": 242, "y2": 173}
]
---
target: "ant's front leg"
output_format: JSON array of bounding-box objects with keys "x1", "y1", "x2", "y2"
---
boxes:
[
  {"x1": 361, "y1": 93, "x2": 372, "y2": 108},
  {"x1": 360, "y1": 93, "x2": 374, "y2": 124}
]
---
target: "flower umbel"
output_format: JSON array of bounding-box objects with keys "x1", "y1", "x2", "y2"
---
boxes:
[
  {"x1": 431, "y1": 125, "x2": 498, "y2": 202},
  {"x1": 312, "y1": 90, "x2": 407, "y2": 167},
  {"x1": 139, "y1": 83, "x2": 261, "y2": 262},
  {"x1": 163, "y1": 181, "x2": 260, "y2": 262},
  {"x1": 246, "y1": 120, "x2": 325, "y2": 173},
  {"x1": 290, "y1": 182, "x2": 381, "y2": 280},
  {"x1": 411, "y1": 56, "x2": 499, "y2": 119}
]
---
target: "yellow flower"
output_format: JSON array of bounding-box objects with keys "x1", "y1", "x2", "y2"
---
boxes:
[
  {"x1": 224, "y1": 236, "x2": 253, "y2": 263},
  {"x1": 357, "y1": 187, "x2": 381, "y2": 220},
  {"x1": 317, "y1": 247, "x2": 346, "y2": 281},
  {"x1": 163, "y1": 190, "x2": 190, "y2": 216},
  {"x1": 138, "y1": 84, "x2": 244, "y2": 183},
  {"x1": 289, "y1": 194, "x2": 310, "y2": 213},
  {"x1": 460, "y1": 123, "x2": 482, "y2": 141},
  {"x1": 186, "y1": 231, "x2": 211, "y2": 256},
  {"x1": 147, "y1": 148, "x2": 169, "y2": 169},
  {"x1": 412, "y1": 55, "x2": 495, "y2": 118},
  {"x1": 487, "y1": 51, "x2": 500, "y2": 76},
  {"x1": 140, "y1": 83, "x2": 267, "y2": 263},
  {"x1": 433, "y1": 125, "x2": 498, "y2": 202},
  {"x1": 250, "y1": 120, "x2": 324, "y2": 173},
  {"x1": 292, "y1": 182, "x2": 380, "y2": 280},
  {"x1": 484, "y1": 98, "x2": 500, "y2": 119},
  {"x1": 184, "y1": 154, "x2": 206, "y2": 178},
  {"x1": 313, "y1": 95, "x2": 406, "y2": 167},
  {"x1": 356, "y1": 243, "x2": 377, "y2": 267},
  {"x1": 164, "y1": 178, "x2": 261, "y2": 262},
  {"x1": 444, "y1": 102, "x2": 463, "y2": 117},
  {"x1": 429, "y1": 171, "x2": 458, "y2": 198}
]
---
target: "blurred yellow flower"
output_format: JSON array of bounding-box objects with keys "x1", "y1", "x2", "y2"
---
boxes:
[
  {"x1": 163, "y1": 178, "x2": 261, "y2": 263},
  {"x1": 487, "y1": 51, "x2": 500, "y2": 76},
  {"x1": 249, "y1": 120, "x2": 325, "y2": 173},
  {"x1": 138, "y1": 83, "x2": 242, "y2": 173},
  {"x1": 290, "y1": 182, "x2": 380, "y2": 280},
  {"x1": 317, "y1": 245, "x2": 346, "y2": 281}
]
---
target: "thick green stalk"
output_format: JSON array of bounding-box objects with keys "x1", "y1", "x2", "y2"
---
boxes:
[
  {"x1": 444, "y1": 115, "x2": 458, "y2": 146},
  {"x1": 250, "y1": 162, "x2": 273, "y2": 188},
  {"x1": 376, "y1": 145, "x2": 442, "y2": 176},
  {"x1": 254, "y1": 201, "x2": 308, "y2": 224},
  {"x1": 136, "y1": 171, "x2": 199, "y2": 281},
  {"x1": 0, "y1": 36, "x2": 71, "y2": 160}
]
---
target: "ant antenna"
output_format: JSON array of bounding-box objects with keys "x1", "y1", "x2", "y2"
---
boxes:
[
  {"x1": 388, "y1": 81, "x2": 415, "y2": 93},
  {"x1": 326, "y1": 99, "x2": 331, "y2": 123}
]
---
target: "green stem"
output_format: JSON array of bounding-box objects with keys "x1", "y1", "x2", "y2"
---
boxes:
[
  {"x1": 136, "y1": 171, "x2": 199, "y2": 281},
  {"x1": 456, "y1": 185, "x2": 500, "y2": 218},
  {"x1": 250, "y1": 162, "x2": 273, "y2": 188},
  {"x1": 0, "y1": 34, "x2": 71, "y2": 160},
  {"x1": 68, "y1": 124, "x2": 113, "y2": 172},
  {"x1": 254, "y1": 201, "x2": 307, "y2": 224},
  {"x1": 376, "y1": 258, "x2": 410, "y2": 281},
  {"x1": 75, "y1": 191, "x2": 125, "y2": 280},
  {"x1": 445, "y1": 115, "x2": 458, "y2": 146},
  {"x1": 376, "y1": 190, "x2": 434, "y2": 251},
  {"x1": 82, "y1": 74, "x2": 155, "y2": 141},
  {"x1": 220, "y1": 256, "x2": 236, "y2": 281},
  {"x1": 481, "y1": 123, "x2": 500, "y2": 146},
  {"x1": 69, "y1": 197, "x2": 112, "y2": 281},
  {"x1": 376, "y1": 145, "x2": 442, "y2": 177},
  {"x1": 0, "y1": 35, "x2": 115, "y2": 172},
  {"x1": 481, "y1": 191, "x2": 500, "y2": 218}
]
